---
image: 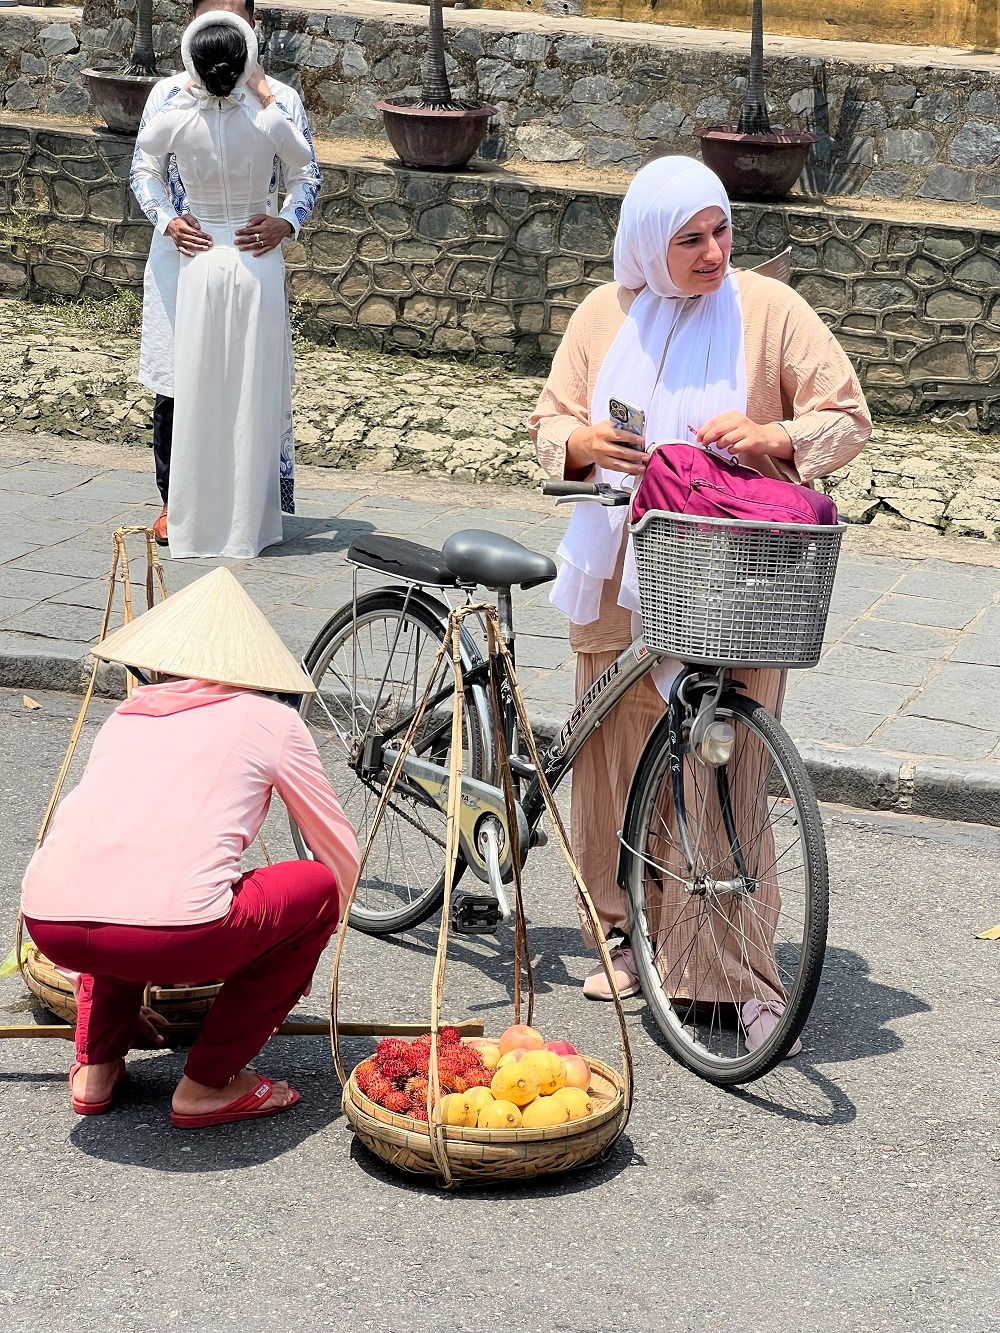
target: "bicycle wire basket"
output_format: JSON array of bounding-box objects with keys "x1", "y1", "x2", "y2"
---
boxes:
[{"x1": 630, "y1": 509, "x2": 846, "y2": 669}]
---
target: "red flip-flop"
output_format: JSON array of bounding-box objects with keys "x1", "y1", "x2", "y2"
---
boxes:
[
  {"x1": 69, "y1": 1060, "x2": 127, "y2": 1116},
  {"x1": 170, "y1": 1075, "x2": 300, "y2": 1130}
]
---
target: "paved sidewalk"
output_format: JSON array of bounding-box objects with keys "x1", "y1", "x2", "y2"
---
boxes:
[{"x1": 2, "y1": 434, "x2": 1000, "y2": 824}]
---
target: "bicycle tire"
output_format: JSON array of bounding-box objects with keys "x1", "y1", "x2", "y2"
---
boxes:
[
  {"x1": 621, "y1": 691, "x2": 828, "y2": 1085},
  {"x1": 292, "y1": 588, "x2": 489, "y2": 936}
]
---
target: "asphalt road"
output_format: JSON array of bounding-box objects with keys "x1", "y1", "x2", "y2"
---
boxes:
[{"x1": 0, "y1": 688, "x2": 997, "y2": 1332}]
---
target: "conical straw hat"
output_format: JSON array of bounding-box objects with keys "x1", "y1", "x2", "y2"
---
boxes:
[{"x1": 93, "y1": 567, "x2": 316, "y2": 694}]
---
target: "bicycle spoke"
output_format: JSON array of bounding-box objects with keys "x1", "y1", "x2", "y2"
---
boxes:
[
  {"x1": 625, "y1": 693, "x2": 828, "y2": 1084},
  {"x1": 295, "y1": 598, "x2": 485, "y2": 933}
]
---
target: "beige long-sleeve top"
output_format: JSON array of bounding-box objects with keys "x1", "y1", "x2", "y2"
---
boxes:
[{"x1": 527, "y1": 269, "x2": 872, "y2": 653}]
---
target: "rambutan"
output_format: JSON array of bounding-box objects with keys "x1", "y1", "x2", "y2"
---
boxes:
[
  {"x1": 383, "y1": 1089, "x2": 411, "y2": 1114},
  {"x1": 411, "y1": 1048, "x2": 431, "y2": 1076},
  {"x1": 464, "y1": 1064, "x2": 492, "y2": 1088},
  {"x1": 441, "y1": 1071, "x2": 469, "y2": 1094},
  {"x1": 378, "y1": 1056, "x2": 412, "y2": 1087},
  {"x1": 374, "y1": 1037, "x2": 411, "y2": 1065},
  {"x1": 353, "y1": 1059, "x2": 376, "y2": 1094},
  {"x1": 366, "y1": 1074, "x2": 393, "y2": 1107},
  {"x1": 405, "y1": 1076, "x2": 430, "y2": 1105},
  {"x1": 410, "y1": 1104, "x2": 429, "y2": 1122},
  {"x1": 439, "y1": 1026, "x2": 462, "y2": 1046}
]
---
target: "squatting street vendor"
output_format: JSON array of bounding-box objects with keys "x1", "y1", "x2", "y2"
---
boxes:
[{"x1": 20, "y1": 568, "x2": 359, "y2": 1129}]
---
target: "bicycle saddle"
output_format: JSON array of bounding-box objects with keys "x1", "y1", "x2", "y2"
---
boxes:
[
  {"x1": 347, "y1": 534, "x2": 460, "y2": 587},
  {"x1": 442, "y1": 529, "x2": 557, "y2": 590}
]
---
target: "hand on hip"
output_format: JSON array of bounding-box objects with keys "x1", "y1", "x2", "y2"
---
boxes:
[
  {"x1": 166, "y1": 214, "x2": 213, "y2": 256},
  {"x1": 235, "y1": 214, "x2": 293, "y2": 256}
]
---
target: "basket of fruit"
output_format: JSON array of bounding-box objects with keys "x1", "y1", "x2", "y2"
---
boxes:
[
  {"x1": 331, "y1": 602, "x2": 633, "y2": 1187},
  {"x1": 340, "y1": 1024, "x2": 627, "y2": 1184}
]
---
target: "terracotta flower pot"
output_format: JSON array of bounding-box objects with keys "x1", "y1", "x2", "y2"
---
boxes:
[
  {"x1": 82, "y1": 68, "x2": 161, "y2": 134},
  {"x1": 377, "y1": 99, "x2": 497, "y2": 171},
  {"x1": 696, "y1": 127, "x2": 818, "y2": 201}
]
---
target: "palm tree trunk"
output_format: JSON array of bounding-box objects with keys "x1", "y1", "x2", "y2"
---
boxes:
[
  {"x1": 736, "y1": 0, "x2": 771, "y2": 135},
  {"x1": 421, "y1": 0, "x2": 454, "y2": 108},
  {"x1": 124, "y1": 0, "x2": 157, "y2": 76}
]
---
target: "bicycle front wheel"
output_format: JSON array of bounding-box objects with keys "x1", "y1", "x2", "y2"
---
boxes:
[
  {"x1": 622, "y1": 692, "x2": 828, "y2": 1084},
  {"x1": 294, "y1": 589, "x2": 488, "y2": 936}
]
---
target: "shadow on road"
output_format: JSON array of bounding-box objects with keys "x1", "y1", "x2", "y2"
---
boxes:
[
  {"x1": 260, "y1": 514, "x2": 374, "y2": 556},
  {"x1": 346, "y1": 1127, "x2": 637, "y2": 1199},
  {"x1": 633, "y1": 945, "x2": 928, "y2": 1126},
  {"x1": 66, "y1": 1041, "x2": 341, "y2": 1172}
]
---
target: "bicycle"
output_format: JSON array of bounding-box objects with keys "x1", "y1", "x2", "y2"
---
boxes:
[{"x1": 293, "y1": 481, "x2": 845, "y2": 1086}]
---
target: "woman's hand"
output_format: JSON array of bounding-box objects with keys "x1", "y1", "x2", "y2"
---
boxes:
[
  {"x1": 135, "y1": 1005, "x2": 169, "y2": 1047},
  {"x1": 695, "y1": 412, "x2": 793, "y2": 467},
  {"x1": 566, "y1": 420, "x2": 648, "y2": 478},
  {"x1": 247, "y1": 62, "x2": 275, "y2": 107}
]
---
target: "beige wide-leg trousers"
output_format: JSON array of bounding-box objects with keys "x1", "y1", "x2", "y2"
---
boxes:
[{"x1": 570, "y1": 650, "x2": 787, "y2": 1004}]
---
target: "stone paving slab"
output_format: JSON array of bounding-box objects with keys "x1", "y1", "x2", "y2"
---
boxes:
[{"x1": 2, "y1": 438, "x2": 1000, "y2": 825}]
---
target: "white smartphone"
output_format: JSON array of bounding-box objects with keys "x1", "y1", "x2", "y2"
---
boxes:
[{"x1": 609, "y1": 397, "x2": 646, "y2": 448}]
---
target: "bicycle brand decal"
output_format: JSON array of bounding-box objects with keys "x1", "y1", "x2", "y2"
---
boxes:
[
  {"x1": 633, "y1": 642, "x2": 649, "y2": 662},
  {"x1": 551, "y1": 658, "x2": 622, "y2": 756}
]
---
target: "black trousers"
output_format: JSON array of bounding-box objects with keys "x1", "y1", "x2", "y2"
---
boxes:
[{"x1": 152, "y1": 394, "x2": 173, "y2": 505}]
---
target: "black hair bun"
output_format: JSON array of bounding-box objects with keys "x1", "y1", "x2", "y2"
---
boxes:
[{"x1": 190, "y1": 23, "x2": 247, "y2": 98}]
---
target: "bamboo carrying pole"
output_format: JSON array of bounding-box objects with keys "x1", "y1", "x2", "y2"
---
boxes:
[
  {"x1": 330, "y1": 602, "x2": 633, "y2": 1188},
  {"x1": 0, "y1": 1019, "x2": 485, "y2": 1042}
]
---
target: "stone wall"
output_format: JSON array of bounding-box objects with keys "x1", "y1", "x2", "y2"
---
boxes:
[
  {"x1": 0, "y1": 6, "x2": 87, "y2": 118},
  {"x1": 75, "y1": 0, "x2": 1000, "y2": 204},
  {"x1": 5, "y1": 115, "x2": 1000, "y2": 425}
]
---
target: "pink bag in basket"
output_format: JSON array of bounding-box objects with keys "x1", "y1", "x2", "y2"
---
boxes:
[{"x1": 630, "y1": 444, "x2": 838, "y2": 528}]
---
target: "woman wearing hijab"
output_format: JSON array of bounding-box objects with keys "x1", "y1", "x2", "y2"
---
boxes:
[
  {"x1": 528, "y1": 156, "x2": 870, "y2": 1048},
  {"x1": 20, "y1": 569, "x2": 359, "y2": 1126},
  {"x1": 133, "y1": 12, "x2": 311, "y2": 559}
]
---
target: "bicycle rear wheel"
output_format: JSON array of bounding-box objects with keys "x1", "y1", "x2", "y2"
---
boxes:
[
  {"x1": 293, "y1": 589, "x2": 488, "y2": 936},
  {"x1": 621, "y1": 692, "x2": 828, "y2": 1084}
]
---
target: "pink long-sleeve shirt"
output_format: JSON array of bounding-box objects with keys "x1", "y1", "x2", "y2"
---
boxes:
[{"x1": 21, "y1": 679, "x2": 360, "y2": 927}]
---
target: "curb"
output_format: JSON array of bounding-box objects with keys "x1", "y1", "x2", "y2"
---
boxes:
[{"x1": 5, "y1": 646, "x2": 999, "y2": 830}]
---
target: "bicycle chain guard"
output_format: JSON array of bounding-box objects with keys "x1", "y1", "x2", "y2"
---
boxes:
[{"x1": 382, "y1": 745, "x2": 529, "y2": 885}]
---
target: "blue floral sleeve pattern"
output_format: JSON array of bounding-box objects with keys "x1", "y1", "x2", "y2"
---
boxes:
[
  {"x1": 274, "y1": 93, "x2": 320, "y2": 232},
  {"x1": 130, "y1": 82, "x2": 188, "y2": 225}
]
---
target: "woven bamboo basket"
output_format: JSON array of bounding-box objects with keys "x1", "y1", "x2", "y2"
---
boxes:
[
  {"x1": 342, "y1": 1054, "x2": 626, "y2": 1183},
  {"x1": 23, "y1": 945, "x2": 220, "y2": 1026},
  {"x1": 332, "y1": 603, "x2": 634, "y2": 1188}
]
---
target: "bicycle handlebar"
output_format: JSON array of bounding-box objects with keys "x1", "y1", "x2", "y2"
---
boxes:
[
  {"x1": 541, "y1": 480, "x2": 597, "y2": 497},
  {"x1": 540, "y1": 480, "x2": 631, "y2": 507}
]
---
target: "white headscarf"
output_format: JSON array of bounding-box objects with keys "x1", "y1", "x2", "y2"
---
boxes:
[
  {"x1": 551, "y1": 156, "x2": 748, "y2": 625},
  {"x1": 181, "y1": 10, "x2": 258, "y2": 102}
]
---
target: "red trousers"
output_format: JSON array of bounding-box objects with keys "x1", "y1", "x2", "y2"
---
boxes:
[{"x1": 25, "y1": 860, "x2": 339, "y2": 1088}]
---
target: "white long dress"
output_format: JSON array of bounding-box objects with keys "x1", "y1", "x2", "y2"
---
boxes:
[{"x1": 136, "y1": 91, "x2": 313, "y2": 558}]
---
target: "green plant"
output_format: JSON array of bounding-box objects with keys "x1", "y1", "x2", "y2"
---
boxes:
[
  {"x1": 736, "y1": 0, "x2": 770, "y2": 135},
  {"x1": 69, "y1": 289, "x2": 145, "y2": 336},
  {"x1": 422, "y1": 0, "x2": 453, "y2": 108},
  {"x1": 123, "y1": 0, "x2": 157, "y2": 76}
]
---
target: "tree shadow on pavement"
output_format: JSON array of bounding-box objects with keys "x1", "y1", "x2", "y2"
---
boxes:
[
  {"x1": 67, "y1": 1039, "x2": 341, "y2": 1172},
  {"x1": 260, "y1": 515, "x2": 374, "y2": 556}
]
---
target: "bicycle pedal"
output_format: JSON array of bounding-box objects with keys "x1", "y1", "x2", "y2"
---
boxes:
[{"x1": 450, "y1": 893, "x2": 502, "y2": 935}]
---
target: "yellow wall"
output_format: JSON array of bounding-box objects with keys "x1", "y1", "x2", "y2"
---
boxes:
[{"x1": 469, "y1": 0, "x2": 999, "y2": 52}]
